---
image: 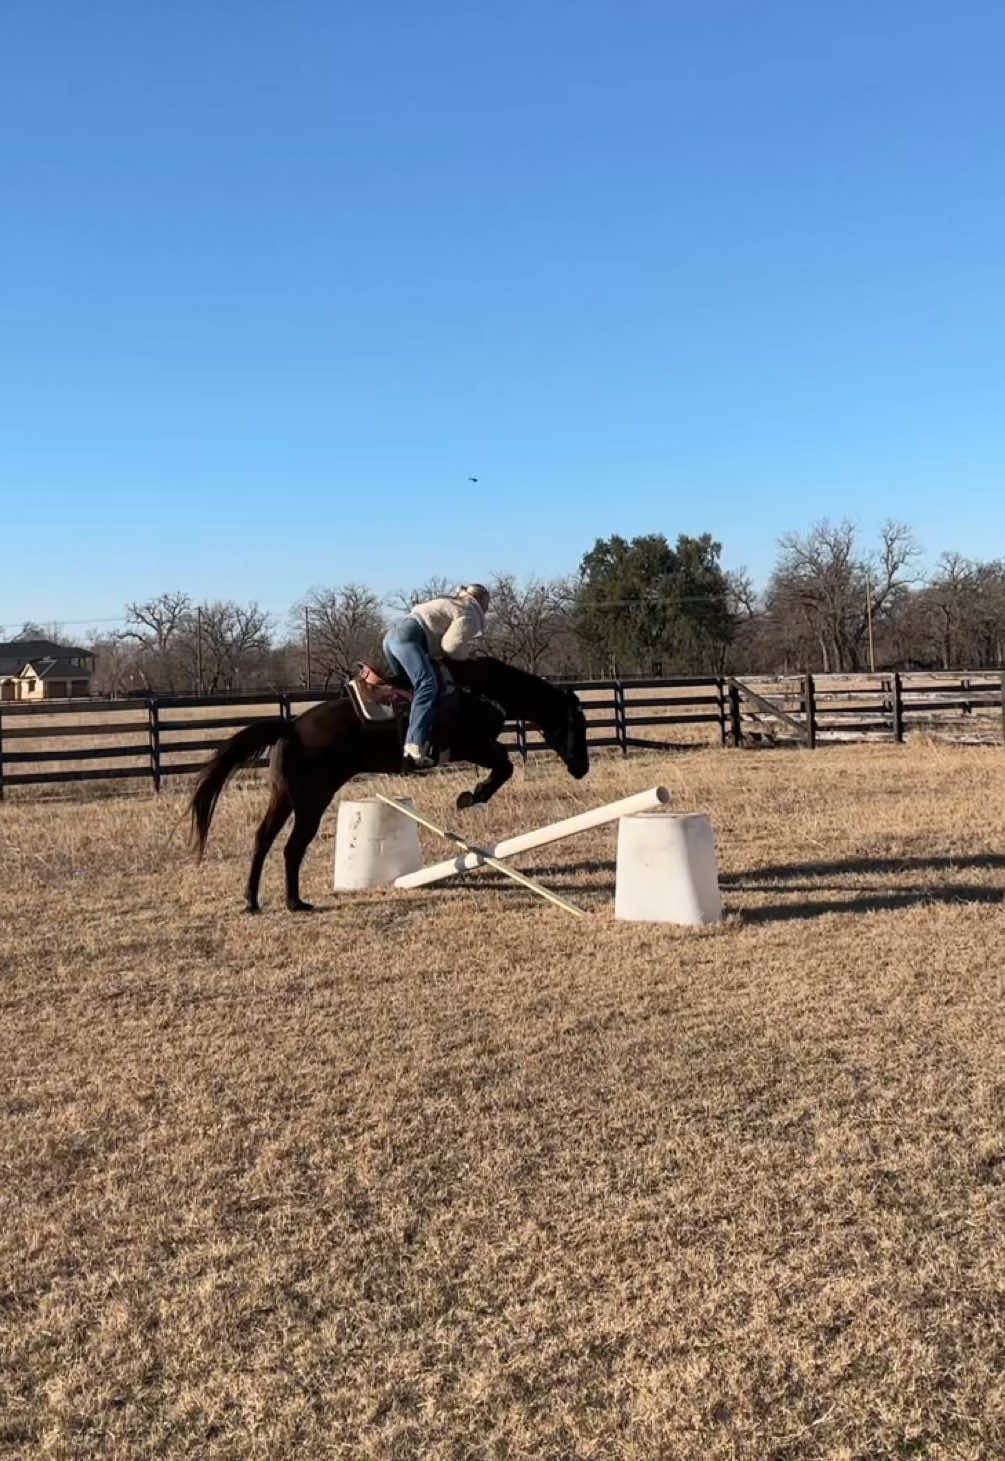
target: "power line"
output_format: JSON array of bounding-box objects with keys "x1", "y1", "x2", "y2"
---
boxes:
[
  {"x1": 0, "y1": 604, "x2": 298, "y2": 636},
  {"x1": 0, "y1": 615, "x2": 130, "y2": 629},
  {"x1": 1, "y1": 592, "x2": 753, "y2": 631},
  {"x1": 2, "y1": 592, "x2": 799, "y2": 656}
]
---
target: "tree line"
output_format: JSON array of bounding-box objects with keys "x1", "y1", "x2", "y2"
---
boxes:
[{"x1": 14, "y1": 522, "x2": 1005, "y2": 693}]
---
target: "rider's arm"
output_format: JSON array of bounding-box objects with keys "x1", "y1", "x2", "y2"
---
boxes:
[{"x1": 440, "y1": 601, "x2": 484, "y2": 659}]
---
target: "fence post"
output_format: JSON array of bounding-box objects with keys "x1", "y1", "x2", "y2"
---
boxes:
[
  {"x1": 803, "y1": 674, "x2": 817, "y2": 749},
  {"x1": 614, "y1": 681, "x2": 628, "y2": 755},
  {"x1": 891, "y1": 672, "x2": 904, "y2": 743},
  {"x1": 517, "y1": 718, "x2": 528, "y2": 763},
  {"x1": 717, "y1": 678, "x2": 727, "y2": 748},
  {"x1": 728, "y1": 680, "x2": 742, "y2": 747},
  {"x1": 278, "y1": 692, "x2": 291, "y2": 721},
  {"x1": 0, "y1": 706, "x2": 4, "y2": 802},
  {"x1": 148, "y1": 696, "x2": 161, "y2": 793},
  {"x1": 1001, "y1": 671, "x2": 1005, "y2": 747}
]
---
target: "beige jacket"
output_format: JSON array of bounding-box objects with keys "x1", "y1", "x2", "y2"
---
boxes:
[{"x1": 409, "y1": 595, "x2": 485, "y2": 660}]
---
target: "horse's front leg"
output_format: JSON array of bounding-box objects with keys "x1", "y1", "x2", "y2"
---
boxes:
[{"x1": 455, "y1": 743, "x2": 513, "y2": 811}]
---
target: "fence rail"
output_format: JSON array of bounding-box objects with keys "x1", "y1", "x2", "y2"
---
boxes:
[{"x1": 0, "y1": 672, "x2": 1002, "y2": 797}]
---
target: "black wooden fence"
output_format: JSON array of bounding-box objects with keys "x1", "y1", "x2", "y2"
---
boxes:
[{"x1": 0, "y1": 672, "x2": 1002, "y2": 797}]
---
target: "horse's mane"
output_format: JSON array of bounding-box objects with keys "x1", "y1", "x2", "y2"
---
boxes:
[{"x1": 445, "y1": 655, "x2": 569, "y2": 720}]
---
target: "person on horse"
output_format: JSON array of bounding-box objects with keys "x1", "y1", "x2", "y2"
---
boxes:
[{"x1": 382, "y1": 583, "x2": 491, "y2": 770}]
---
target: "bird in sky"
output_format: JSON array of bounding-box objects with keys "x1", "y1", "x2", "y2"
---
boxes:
[{"x1": 467, "y1": 476, "x2": 478, "y2": 482}]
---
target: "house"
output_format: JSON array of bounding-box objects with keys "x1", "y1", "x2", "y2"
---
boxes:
[{"x1": 0, "y1": 640, "x2": 94, "y2": 702}]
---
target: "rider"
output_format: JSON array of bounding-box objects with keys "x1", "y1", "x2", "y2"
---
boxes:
[{"x1": 382, "y1": 583, "x2": 491, "y2": 770}]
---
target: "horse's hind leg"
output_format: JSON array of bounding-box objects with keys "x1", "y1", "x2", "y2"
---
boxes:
[
  {"x1": 284, "y1": 775, "x2": 347, "y2": 912},
  {"x1": 245, "y1": 785, "x2": 292, "y2": 913}
]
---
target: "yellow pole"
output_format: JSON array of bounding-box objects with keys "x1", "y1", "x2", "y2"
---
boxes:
[{"x1": 375, "y1": 794, "x2": 584, "y2": 918}]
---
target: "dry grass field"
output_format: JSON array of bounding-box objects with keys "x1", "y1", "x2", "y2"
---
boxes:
[{"x1": 2, "y1": 743, "x2": 1004, "y2": 1459}]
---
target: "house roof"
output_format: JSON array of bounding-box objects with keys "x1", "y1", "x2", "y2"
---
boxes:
[
  {"x1": 20, "y1": 658, "x2": 93, "y2": 680},
  {"x1": 0, "y1": 641, "x2": 92, "y2": 676},
  {"x1": 0, "y1": 638, "x2": 89, "y2": 658}
]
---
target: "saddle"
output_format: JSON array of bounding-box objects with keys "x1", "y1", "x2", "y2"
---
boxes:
[
  {"x1": 346, "y1": 662, "x2": 411, "y2": 723},
  {"x1": 345, "y1": 662, "x2": 469, "y2": 775},
  {"x1": 346, "y1": 663, "x2": 467, "y2": 774}
]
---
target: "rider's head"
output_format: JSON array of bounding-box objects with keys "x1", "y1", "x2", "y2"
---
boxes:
[{"x1": 456, "y1": 583, "x2": 490, "y2": 613}]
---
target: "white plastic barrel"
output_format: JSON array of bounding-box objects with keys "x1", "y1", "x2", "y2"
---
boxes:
[
  {"x1": 614, "y1": 812, "x2": 722, "y2": 925},
  {"x1": 333, "y1": 797, "x2": 423, "y2": 890}
]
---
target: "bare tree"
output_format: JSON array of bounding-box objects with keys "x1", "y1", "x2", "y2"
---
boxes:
[
  {"x1": 917, "y1": 553, "x2": 973, "y2": 669},
  {"x1": 907, "y1": 554, "x2": 1005, "y2": 669},
  {"x1": 968, "y1": 560, "x2": 1005, "y2": 667},
  {"x1": 386, "y1": 577, "x2": 452, "y2": 615},
  {"x1": 298, "y1": 585, "x2": 386, "y2": 687},
  {"x1": 87, "y1": 633, "x2": 143, "y2": 696},
  {"x1": 767, "y1": 520, "x2": 921, "y2": 671},
  {"x1": 116, "y1": 592, "x2": 275, "y2": 690},
  {"x1": 188, "y1": 601, "x2": 273, "y2": 692},
  {"x1": 724, "y1": 568, "x2": 757, "y2": 620},
  {"x1": 11, "y1": 620, "x2": 67, "y2": 642},
  {"x1": 122, "y1": 592, "x2": 190, "y2": 653},
  {"x1": 723, "y1": 568, "x2": 783, "y2": 673},
  {"x1": 119, "y1": 592, "x2": 193, "y2": 688},
  {"x1": 485, "y1": 573, "x2": 576, "y2": 673}
]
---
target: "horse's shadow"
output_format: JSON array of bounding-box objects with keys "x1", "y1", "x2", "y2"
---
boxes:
[{"x1": 466, "y1": 851, "x2": 1005, "y2": 923}]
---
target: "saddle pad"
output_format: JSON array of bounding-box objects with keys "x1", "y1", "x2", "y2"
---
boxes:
[{"x1": 346, "y1": 678, "x2": 396, "y2": 723}]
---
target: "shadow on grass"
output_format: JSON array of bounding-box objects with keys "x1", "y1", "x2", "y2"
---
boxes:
[
  {"x1": 523, "y1": 852, "x2": 1005, "y2": 883},
  {"x1": 737, "y1": 885, "x2": 1003, "y2": 923},
  {"x1": 724, "y1": 851, "x2": 1005, "y2": 921},
  {"x1": 456, "y1": 878, "x2": 1004, "y2": 919},
  {"x1": 727, "y1": 852, "x2": 1005, "y2": 882},
  {"x1": 431, "y1": 850, "x2": 1005, "y2": 922}
]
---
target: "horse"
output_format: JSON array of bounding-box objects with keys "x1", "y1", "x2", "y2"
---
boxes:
[{"x1": 188, "y1": 656, "x2": 589, "y2": 913}]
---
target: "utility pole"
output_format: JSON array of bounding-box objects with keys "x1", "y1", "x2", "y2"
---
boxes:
[
  {"x1": 304, "y1": 608, "x2": 312, "y2": 689},
  {"x1": 196, "y1": 606, "x2": 204, "y2": 696}
]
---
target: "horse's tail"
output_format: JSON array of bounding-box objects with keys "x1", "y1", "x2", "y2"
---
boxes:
[{"x1": 189, "y1": 718, "x2": 293, "y2": 859}]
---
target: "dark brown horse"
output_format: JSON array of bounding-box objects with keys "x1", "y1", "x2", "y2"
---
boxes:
[{"x1": 189, "y1": 656, "x2": 589, "y2": 912}]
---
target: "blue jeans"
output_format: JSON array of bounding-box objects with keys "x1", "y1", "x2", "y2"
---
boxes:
[{"x1": 383, "y1": 617, "x2": 438, "y2": 749}]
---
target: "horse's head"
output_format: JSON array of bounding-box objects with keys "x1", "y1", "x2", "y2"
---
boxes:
[
  {"x1": 448, "y1": 656, "x2": 590, "y2": 780},
  {"x1": 542, "y1": 688, "x2": 590, "y2": 780}
]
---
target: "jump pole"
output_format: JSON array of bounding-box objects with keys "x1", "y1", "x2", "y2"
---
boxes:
[
  {"x1": 374, "y1": 794, "x2": 584, "y2": 918},
  {"x1": 394, "y1": 785, "x2": 670, "y2": 890}
]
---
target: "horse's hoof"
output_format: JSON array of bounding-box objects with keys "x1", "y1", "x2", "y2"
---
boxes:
[
  {"x1": 456, "y1": 790, "x2": 475, "y2": 811},
  {"x1": 244, "y1": 902, "x2": 261, "y2": 915},
  {"x1": 287, "y1": 899, "x2": 315, "y2": 913}
]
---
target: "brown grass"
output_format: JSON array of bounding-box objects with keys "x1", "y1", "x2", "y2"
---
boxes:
[{"x1": 1, "y1": 745, "x2": 1004, "y2": 1459}]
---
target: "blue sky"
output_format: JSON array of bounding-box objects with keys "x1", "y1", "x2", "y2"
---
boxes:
[{"x1": 2, "y1": 0, "x2": 1004, "y2": 635}]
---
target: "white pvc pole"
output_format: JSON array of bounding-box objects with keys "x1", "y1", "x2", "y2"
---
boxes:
[
  {"x1": 394, "y1": 785, "x2": 670, "y2": 890},
  {"x1": 376, "y1": 794, "x2": 583, "y2": 917}
]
